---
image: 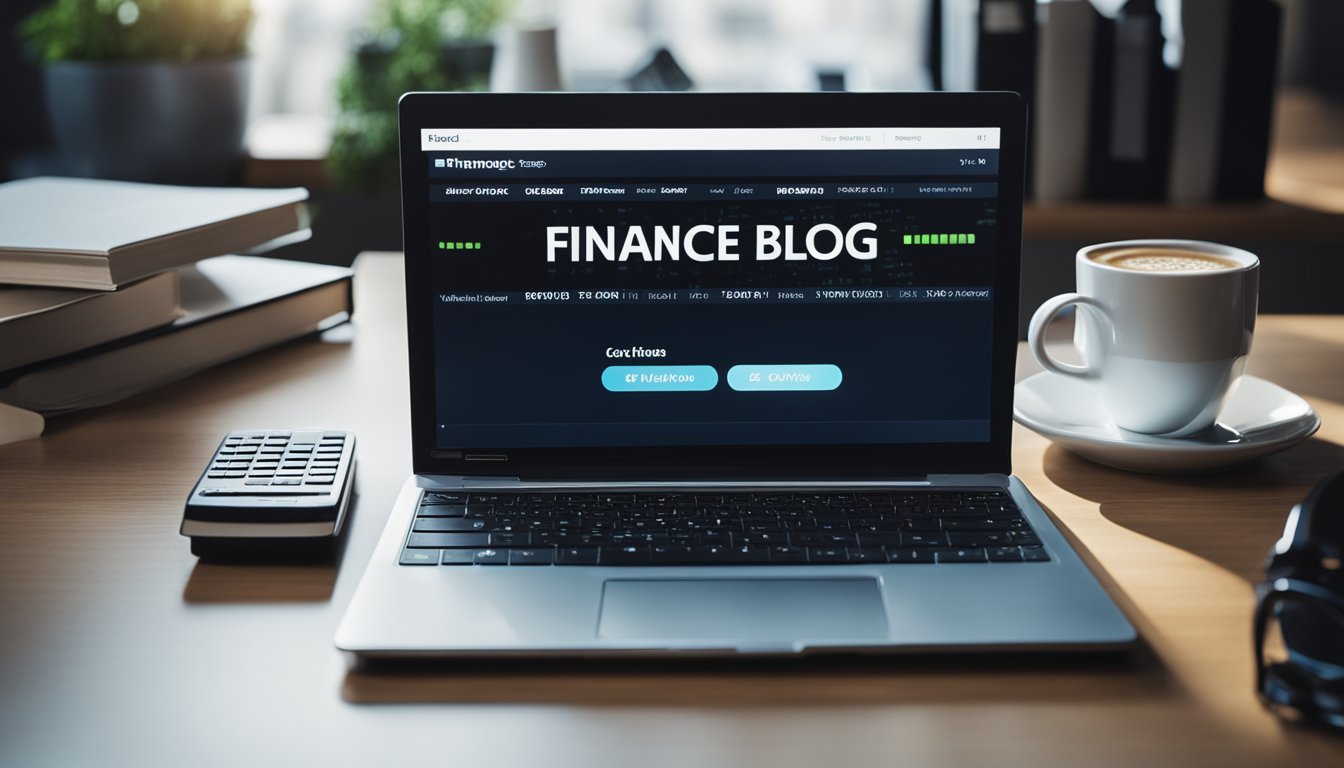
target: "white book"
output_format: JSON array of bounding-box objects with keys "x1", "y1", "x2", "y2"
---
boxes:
[
  {"x1": 0, "y1": 177, "x2": 309, "y2": 290},
  {"x1": 0, "y1": 271, "x2": 180, "y2": 371},
  {"x1": 1033, "y1": 0, "x2": 1100, "y2": 203},
  {"x1": 0, "y1": 255, "x2": 352, "y2": 415}
]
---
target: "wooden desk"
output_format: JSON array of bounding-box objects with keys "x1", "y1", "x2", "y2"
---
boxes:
[{"x1": 2, "y1": 253, "x2": 1342, "y2": 767}]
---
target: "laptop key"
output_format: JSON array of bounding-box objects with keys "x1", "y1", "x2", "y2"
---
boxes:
[
  {"x1": 556, "y1": 547, "x2": 600, "y2": 565},
  {"x1": 737, "y1": 531, "x2": 788, "y2": 546},
  {"x1": 807, "y1": 547, "x2": 848, "y2": 563},
  {"x1": 440, "y1": 550, "x2": 475, "y2": 565},
  {"x1": 1021, "y1": 547, "x2": 1050, "y2": 562},
  {"x1": 731, "y1": 545, "x2": 771, "y2": 563},
  {"x1": 793, "y1": 532, "x2": 856, "y2": 547},
  {"x1": 947, "y1": 531, "x2": 1013, "y2": 548},
  {"x1": 987, "y1": 546, "x2": 1025, "y2": 562},
  {"x1": 769, "y1": 545, "x2": 808, "y2": 563},
  {"x1": 509, "y1": 548, "x2": 555, "y2": 566},
  {"x1": 942, "y1": 518, "x2": 1023, "y2": 531},
  {"x1": 650, "y1": 545, "x2": 697, "y2": 564},
  {"x1": 933, "y1": 547, "x2": 988, "y2": 563},
  {"x1": 400, "y1": 550, "x2": 441, "y2": 565},
  {"x1": 420, "y1": 518, "x2": 488, "y2": 532},
  {"x1": 903, "y1": 531, "x2": 949, "y2": 548},
  {"x1": 408, "y1": 532, "x2": 489, "y2": 548},
  {"x1": 690, "y1": 544, "x2": 739, "y2": 563},
  {"x1": 600, "y1": 545, "x2": 651, "y2": 565},
  {"x1": 473, "y1": 549, "x2": 509, "y2": 565},
  {"x1": 886, "y1": 548, "x2": 936, "y2": 564},
  {"x1": 847, "y1": 546, "x2": 886, "y2": 563},
  {"x1": 416, "y1": 505, "x2": 467, "y2": 518}
]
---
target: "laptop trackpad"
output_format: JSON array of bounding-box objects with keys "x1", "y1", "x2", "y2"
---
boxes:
[{"x1": 598, "y1": 578, "x2": 889, "y2": 644}]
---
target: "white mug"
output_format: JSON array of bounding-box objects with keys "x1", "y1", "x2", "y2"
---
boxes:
[{"x1": 1027, "y1": 239, "x2": 1259, "y2": 436}]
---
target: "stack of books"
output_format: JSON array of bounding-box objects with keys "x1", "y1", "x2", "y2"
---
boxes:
[{"x1": 0, "y1": 177, "x2": 355, "y2": 442}]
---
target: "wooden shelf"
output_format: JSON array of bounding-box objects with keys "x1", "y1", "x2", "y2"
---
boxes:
[{"x1": 1023, "y1": 198, "x2": 1344, "y2": 242}]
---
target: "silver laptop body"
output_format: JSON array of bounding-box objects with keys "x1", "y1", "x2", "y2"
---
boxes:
[{"x1": 336, "y1": 92, "x2": 1135, "y2": 658}]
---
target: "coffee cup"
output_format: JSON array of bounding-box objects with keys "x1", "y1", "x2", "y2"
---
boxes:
[{"x1": 1027, "y1": 239, "x2": 1259, "y2": 436}]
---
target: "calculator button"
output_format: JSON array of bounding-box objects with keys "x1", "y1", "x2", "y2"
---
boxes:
[
  {"x1": 322, "y1": 431, "x2": 345, "y2": 439},
  {"x1": 308, "y1": 468, "x2": 337, "y2": 476},
  {"x1": 276, "y1": 470, "x2": 304, "y2": 477},
  {"x1": 245, "y1": 479, "x2": 271, "y2": 486},
  {"x1": 272, "y1": 478, "x2": 301, "y2": 486},
  {"x1": 225, "y1": 471, "x2": 245, "y2": 478},
  {"x1": 207, "y1": 471, "x2": 227, "y2": 478},
  {"x1": 307, "y1": 477, "x2": 334, "y2": 485},
  {"x1": 290, "y1": 430, "x2": 324, "y2": 444},
  {"x1": 289, "y1": 446, "x2": 314, "y2": 455}
]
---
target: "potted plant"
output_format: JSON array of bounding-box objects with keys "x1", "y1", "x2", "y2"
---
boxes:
[
  {"x1": 328, "y1": 0, "x2": 511, "y2": 194},
  {"x1": 21, "y1": 0, "x2": 253, "y2": 185}
]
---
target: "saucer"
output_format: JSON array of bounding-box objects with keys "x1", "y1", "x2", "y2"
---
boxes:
[{"x1": 1013, "y1": 373, "x2": 1320, "y2": 473}]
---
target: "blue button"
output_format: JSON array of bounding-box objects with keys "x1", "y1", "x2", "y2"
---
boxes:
[
  {"x1": 602, "y1": 365, "x2": 719, "y2": 392},
  {"x1": 726, "y1": 364, "x2": 843, "y2": 392}
]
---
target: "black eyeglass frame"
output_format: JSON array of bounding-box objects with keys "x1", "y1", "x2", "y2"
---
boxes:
[{"x1": 1254, "y1": 576, "x2": 1344, "y2": 729}]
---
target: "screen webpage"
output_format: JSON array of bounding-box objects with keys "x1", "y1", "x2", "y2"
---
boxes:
[{"x1": 420, "y1": 127, "x2": 1001, "y2": 449}]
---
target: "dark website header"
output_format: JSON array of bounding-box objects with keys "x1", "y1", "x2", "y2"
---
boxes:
[{"x1": 426, "y1": 149, "x2": 999, "y2": 180}]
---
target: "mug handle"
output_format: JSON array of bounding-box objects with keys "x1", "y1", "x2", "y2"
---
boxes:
[{"x1": 1027, "y1": 293, "x2": 1110, "y2": 379}]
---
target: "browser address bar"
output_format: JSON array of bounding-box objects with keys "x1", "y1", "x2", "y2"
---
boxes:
[{"x1": 420, "y1": 128, "x2": 1000, "y2": 152}]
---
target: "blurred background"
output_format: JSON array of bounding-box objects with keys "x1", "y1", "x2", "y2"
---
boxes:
[{"x1": 2, "y1": 0, "x2": 1342, "y2": 324}]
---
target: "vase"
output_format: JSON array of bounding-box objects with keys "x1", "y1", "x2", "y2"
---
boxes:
[{"x1": 44, "y1": 57, "x2": 249, "y2": 185}]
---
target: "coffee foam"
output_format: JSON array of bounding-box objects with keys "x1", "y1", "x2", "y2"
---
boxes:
[{"x1": 1090, "y1": 247, "x2": 1240, "y2": 273}]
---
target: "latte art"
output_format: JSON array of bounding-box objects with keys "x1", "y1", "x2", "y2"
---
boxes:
[{"x1": 1090, "y1": 247, "x2": 1240, "y2": 272}]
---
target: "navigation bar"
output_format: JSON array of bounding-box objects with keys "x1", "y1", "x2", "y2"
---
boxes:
[
  {"x1": 436, "y1": 287, "x2": 994, "y2": 306},
  {"x1": 432, "y1": 181, "x2": 998, "y2": 203},
  {"x1": 422, "y1": 127, "x2": 1000, "y2": 152}
]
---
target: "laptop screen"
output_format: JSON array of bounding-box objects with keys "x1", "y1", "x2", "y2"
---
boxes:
[{"x1": 417, "y1": 124, "x2": 1003, "y2": 452}]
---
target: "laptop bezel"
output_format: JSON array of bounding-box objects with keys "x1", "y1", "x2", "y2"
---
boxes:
[{"x1": 398, "y1": 91, "x2": 1025, "y2": 480}]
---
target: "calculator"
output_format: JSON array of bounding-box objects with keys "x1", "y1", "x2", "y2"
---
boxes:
[{"x1": 180, "y1": 430, "x2": 355, "y2": 560}]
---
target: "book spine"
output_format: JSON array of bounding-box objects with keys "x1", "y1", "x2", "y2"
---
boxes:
[
  {"x1": 1086, "y1": 0, "x2": 1177, "y2": 201},
  {"x1": 941, "y1": 0, "x2": 980, "y2": 92},
  {"x1": 1034, "y1": 0, "x2": 1100, "y2": 203},
  {"x1": 1215, "y1": 0, "x2": 1282, "y2": 200},
  {"x1": 975, "y1": 0, "x2": 1038, "y2": 193},
  {"x1": 1168, "y1": 0, "x2": 1232, "y2": 203}
]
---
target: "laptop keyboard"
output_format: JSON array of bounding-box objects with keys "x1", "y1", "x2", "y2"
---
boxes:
[{"x1": 398, "y1": 489, "x2": 1048, "y2": 566}]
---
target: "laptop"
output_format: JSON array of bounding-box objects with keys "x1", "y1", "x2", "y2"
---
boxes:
[{"x1": 335, "y1": 92, "x2": 1136, "y2": 657}]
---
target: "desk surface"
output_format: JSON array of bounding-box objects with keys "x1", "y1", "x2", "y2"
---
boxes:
[{"x1": 2, "y1": 253, "x2": 1342, "y2": 767}]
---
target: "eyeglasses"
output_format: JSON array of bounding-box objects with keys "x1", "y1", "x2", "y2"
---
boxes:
[
  {"x1": 1255, "y1": 578, "x2": 1344, "y2": 729},
  {"x1": 1255, "y1": 471, "x2": 1344, "y2": 732}
]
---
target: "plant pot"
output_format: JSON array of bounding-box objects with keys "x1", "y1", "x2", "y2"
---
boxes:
[{"x1": 44, "y1": 57, "x2": 249, "y2": 185}]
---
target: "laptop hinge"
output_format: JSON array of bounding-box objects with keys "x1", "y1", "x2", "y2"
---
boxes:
[
  {"x1": 928, "y1": 473, "x2": 1010, "y2": 488},
  {"x1": 416, "y1": 475, "x2": 521, "y2": 489},
  {"x1": 418, "y1": 475, "x2": 1008, "y2": 489}
]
